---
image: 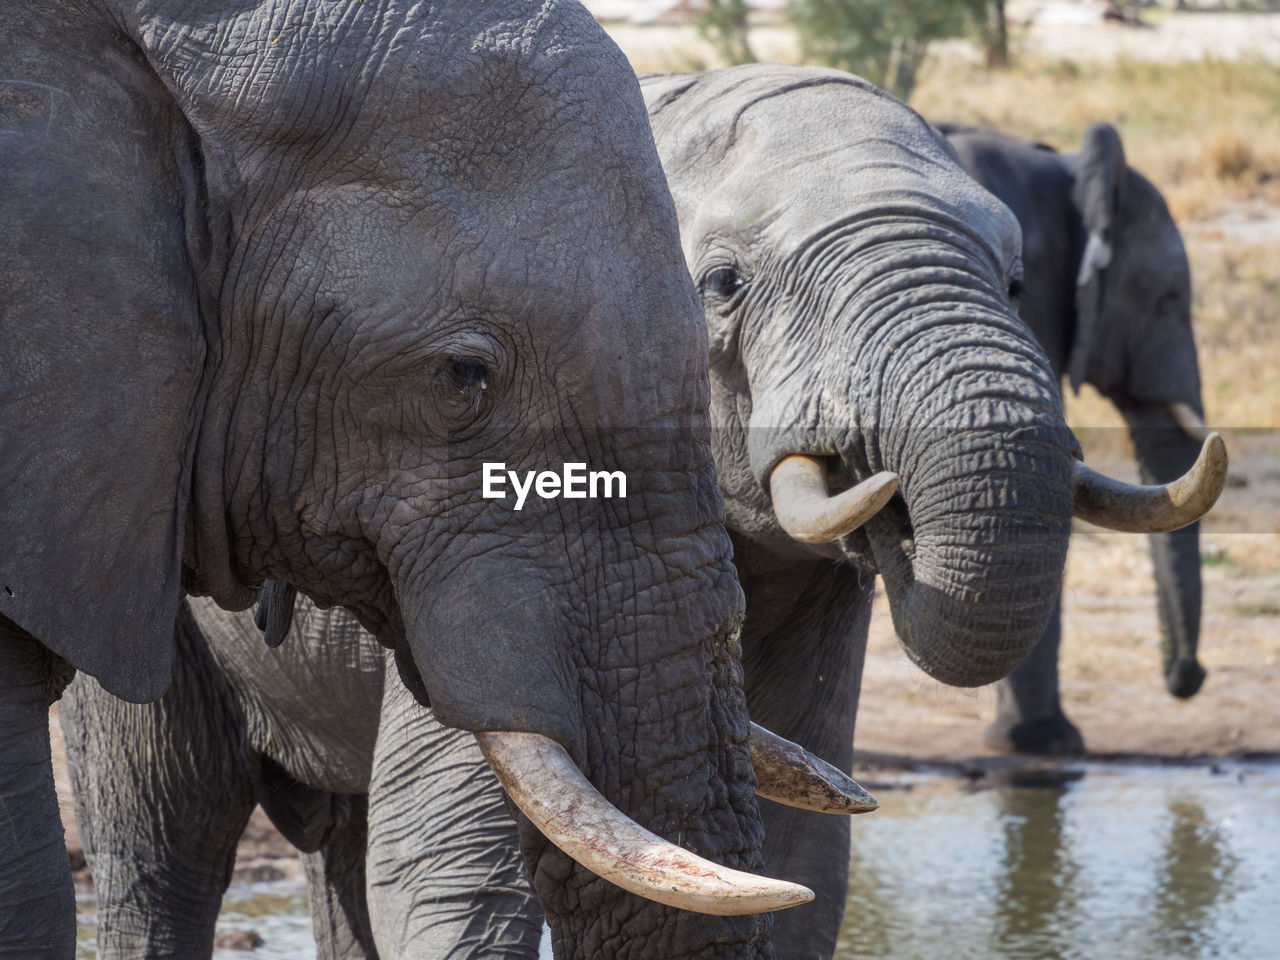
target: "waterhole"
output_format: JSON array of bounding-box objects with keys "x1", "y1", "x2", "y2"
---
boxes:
[{"x1": 75, "y1": 763, "x2": 1279, "y2": 959}]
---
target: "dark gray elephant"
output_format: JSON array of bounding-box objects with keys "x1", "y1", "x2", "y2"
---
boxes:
[
  {"x1": 937, "y1": 121, "x2": 1211, "y2": 754},
  {"x1": 59, "y1": 63, "x2": 1226, "y2": 960},
  {"x1": 0, "y1": 4, "x2": 823, "y2": 956}
]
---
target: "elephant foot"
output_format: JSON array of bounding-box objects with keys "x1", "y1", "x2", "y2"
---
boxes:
[
  {"x1": 1165, "y1": 658, "x2": 1206, "y2": 699},
  {"x1": 983, "y1": 713, "x2": 1085, "y2": 756}
]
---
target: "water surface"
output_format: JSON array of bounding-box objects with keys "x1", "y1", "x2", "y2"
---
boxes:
[
  {"x1": 837, "y1": 763, "x2": 1279, "y2": 960},
  {"x1": 75, "y1": 763, "x2": 1280, "y2": 959}
]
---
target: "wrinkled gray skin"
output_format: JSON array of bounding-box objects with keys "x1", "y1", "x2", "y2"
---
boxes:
[
  {"x1": 69, "y1": 64, "x2": 1080, "y2": 960},
  {"x1": 938, "y1": 122, "x2": 1208, "y2": 755},
  {"x1": 0, "y1": 5, "x2": 771, "y2": 957},
  {"x1": 64, "y1": 595, "x2": 542, "y2": 959}
]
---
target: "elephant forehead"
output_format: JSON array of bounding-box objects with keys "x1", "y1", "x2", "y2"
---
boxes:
[
  {"x1": 650, "y1": 66, "x2": 1020, "y2": 267},
  {"x1": 129, "y1": 1, "x2": 642, "y2": 192}
]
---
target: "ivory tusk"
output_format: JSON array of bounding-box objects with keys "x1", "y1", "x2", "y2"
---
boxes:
[
  {"x1": 475, "y1": 731, "x2": 814, "y2": 916},
  {"x1": 770, "y1": 455, "x2": 899, "y2": 544},
  {"x1": 749, "y1": 723, "x2": 878, "y2": 814},
  {"x1": 1073, "y1": 432, "x2": 1227, "y2": 533},
  {"x1": 1168, "y1": 402, "x2": 1211, "y2": 443}
]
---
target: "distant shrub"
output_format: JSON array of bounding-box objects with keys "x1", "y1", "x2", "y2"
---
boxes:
[
  {"x1": 1201, "y1": 131, "x2": 1257, "y2": 181},
  {"x1": 788, "y1": 0, "x2": 988, "y2": 100},
  {"x1": 696, "y1": 0, "x2": 756, "y2": 65}
]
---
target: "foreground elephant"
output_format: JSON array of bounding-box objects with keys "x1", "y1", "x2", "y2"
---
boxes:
[
  {"x1": 938, "y1": 121, "x2": 1211, "y2": 754},
  {"x1": 62, "y1": 63, "x2": 1227, "y2": 960},
  {"x1": 0, "y1": 5, "x2": 820, "y2": 956}
]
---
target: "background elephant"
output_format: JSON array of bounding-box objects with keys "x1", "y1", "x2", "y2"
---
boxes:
[
  {"x1": 937, "y1": 121, "x2": 1209, "y2": 755},
  {"x1": 0, "y1": 4, "x2": 804, "y2": 956}
]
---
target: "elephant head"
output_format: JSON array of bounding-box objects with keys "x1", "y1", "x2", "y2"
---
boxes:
[
  {"x1": 644, "y1": 66, "x2": 1218, "y2": 689},
  {"x1": 0, "y1": 5, "x2": 847, "y2": 954},
  {"x1": 1068, "y1": 123, "x2": 1202, "y2": 412},
  {"x1": 1068, "y1": 121, "x2": 1209, "y2": 696}
]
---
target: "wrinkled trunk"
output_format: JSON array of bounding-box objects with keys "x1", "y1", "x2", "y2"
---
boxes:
[
  {"x1": 863, "y1": 314, "x2": 1075, "y2": 688},
  {"x1": 366, "y1": 660, "x2": 540, "y2": 958},
  {"x1": 377, "y1": 455, "x2": 768, "y2": 957},
  {"x1": 1123, "y1": 404, "x2": 1206, "y2": 698}
]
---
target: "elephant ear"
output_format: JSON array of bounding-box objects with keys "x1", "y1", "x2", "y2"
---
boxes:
[
  {"x1": 0, "y1": 21, "x2": 207, "y2": 701},
  {"x1": 1067, "y1": 122, "x2": 1127, "y2": 393}
]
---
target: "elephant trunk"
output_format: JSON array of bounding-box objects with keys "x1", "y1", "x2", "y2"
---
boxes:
[
  {"x1": 1122, "y1": 404, "x2": 1207, "y2": 698},
  {"x1": 863, "y1": 316, "x2": 1076, "y2": 688},
  {"x1": 384, "y1": 543, "x2": 777, "y2": 956}
]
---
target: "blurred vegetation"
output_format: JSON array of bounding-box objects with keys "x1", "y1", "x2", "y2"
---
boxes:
[
  {"x1": 787, "y1": 0, "x2": 975, "y2": 100},
  {"x1": 686, "y1": 1, "x2": 1011, "y2": 97},
  {"x1": 696, "y1": 0, "x2": 756, "y2": 65}
]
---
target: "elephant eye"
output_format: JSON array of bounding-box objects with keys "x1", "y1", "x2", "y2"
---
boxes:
[
  {"x1": 702, "y1": 265, "x2": 745, "y2": 302},
  {"x1": 437, "y1": 357, "x2": 489, "y2": 414},
  {"x1": 1007, "y1": 278, "x2": 1024, "y2": 302}
]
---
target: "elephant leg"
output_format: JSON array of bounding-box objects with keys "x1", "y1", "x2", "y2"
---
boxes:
[
  {"x1": 0, "y1": 624, "x2": 75, "y2": 958},
  {"x1": 366, "y1": 658, "x2": 542, "y2": 959},
  {"x1": 59, "y1": 603, "x2": 257, "y2": 958},
  {"x1": 985, "y1": 595, "x2": 1084, "y2": 755},
  {"x1": 302, "y1": 794, "x2": 379, "y2": 960}
]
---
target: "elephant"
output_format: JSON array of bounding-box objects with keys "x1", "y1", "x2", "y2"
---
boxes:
[
  {"x1": 63, "y1": 593, "x2": 542, "y2": 959},
  {"x1": 59, "y1": 63, "x2": 1228, "y2": 960},
  {"x1": 0, "y1": 5, "x2": 844, "y2": 956},
  {"x1": 936, "y1": 121, "x2": 1211, "y2": 755}
]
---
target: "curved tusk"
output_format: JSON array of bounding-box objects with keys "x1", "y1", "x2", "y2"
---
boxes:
[
  {"x1": 1169, "y1": 401, "x2": 1211, "y2": 443},
  {"x1": 770, "y1": 455, "x2": 899, "y2": 545},
  {"x1": 475, "y1": 731, "x2": 814, "y2": 916},
  {"x1": 749, "y1": 723, "x2": 878, "y2": 814},
  {"x1": 1073, "y1": 433, "x2": 1228, "y2": 533}
]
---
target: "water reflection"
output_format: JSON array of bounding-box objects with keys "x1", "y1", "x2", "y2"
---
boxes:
[
  {"x1": 1152, "y1": 796, "x2": 1239, "y2": 958},
  {"x1": 74, "y1": 765, "x2": 1279, "y2": 959},
  {"x1": 991, "y1": 775, "x2": 1081, "y2": 960},
  {"x1": 836, "y1": 764, "x2": 1279, "y2": 960}
]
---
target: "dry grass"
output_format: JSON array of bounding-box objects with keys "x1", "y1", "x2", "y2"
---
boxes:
[
  {"x1": 1064, "y1": 235, "x2": 1280, "y2": 440},
  {"x1": 910, "y1": 55, "x2": 1280, "y2": 222}
]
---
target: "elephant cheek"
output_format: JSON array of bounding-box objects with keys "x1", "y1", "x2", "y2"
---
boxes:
[{"x1": 393, "y1": 560, "x2": 584, "y2": 759}]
